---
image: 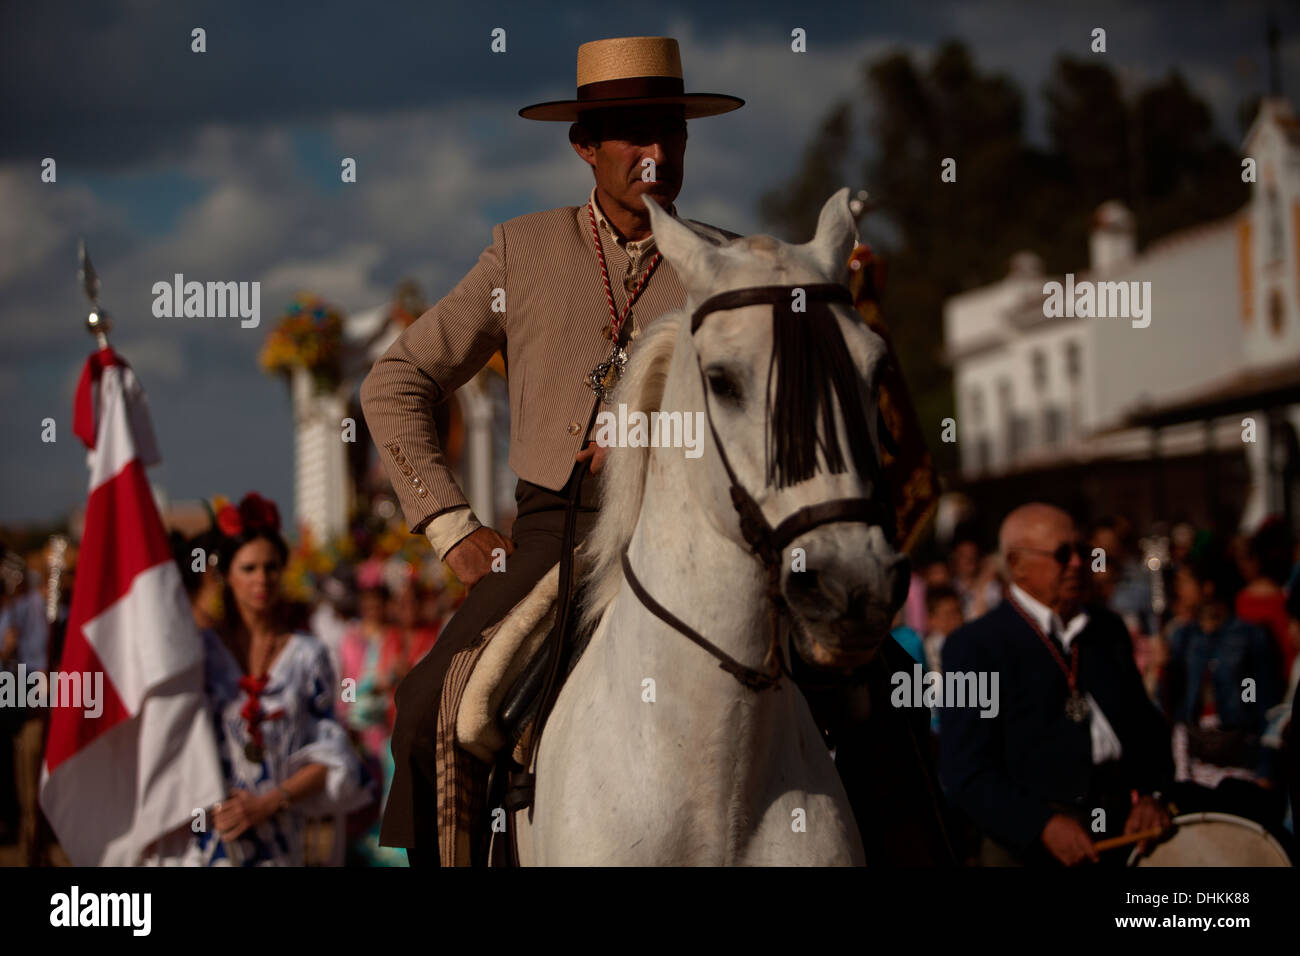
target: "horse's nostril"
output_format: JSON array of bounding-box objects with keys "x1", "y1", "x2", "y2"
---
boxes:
[
  {"x1": 785, "y1": 554, "x2": 908, "y2": 621},
  {"x1": 843, "y1": 588, "x2": 868, "y2": 620},
  {"x1": 786, "y1": 568, "x2": 820, "y2": 600}
]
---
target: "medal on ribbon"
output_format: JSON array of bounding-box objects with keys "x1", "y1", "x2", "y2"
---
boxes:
[
  {"x1": 586, "y1": 345, "x2": 629, "y2": 403},
  {"x1": 1064, "y1": 691, "x2": 1091, "y2": 723},
  {"x1": 585, "y1": 201, "x2": 661, "y2": 403},
  {"x1": 1007, "y1": 596, "x2": 1091, "y2": 723}
]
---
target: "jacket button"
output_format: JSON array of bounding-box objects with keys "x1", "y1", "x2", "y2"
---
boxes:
[
  {"x1": 392, "y1": 445, "x2": 401, "y2": 455},
  {"x1": 394, "y1": 454, "x2": 406, "y2": 464},
  {"x1": 624, "y1": 276, "x2": 637, "y2": 291},
  {"x1": 417, "y1": 487, "x2": 428, "y2": 498},
  {"x1": 567, "y1": 421, "x2": 581, "y2": 435},
  {"x1": 401, "y1": 465, "x2": 413, "y2": 476}
]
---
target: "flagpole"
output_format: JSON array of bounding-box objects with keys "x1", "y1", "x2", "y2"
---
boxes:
[
  {"x1": 78, "y1": 239, "x2": 112, "y2": 349},
  {"x1": 48, "y1": 245, "x2": 229, "y2": 864}
]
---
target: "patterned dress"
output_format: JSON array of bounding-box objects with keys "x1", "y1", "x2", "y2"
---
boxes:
[{"x1": 192, "y1": 629, "x2": 372, "y2": 866}]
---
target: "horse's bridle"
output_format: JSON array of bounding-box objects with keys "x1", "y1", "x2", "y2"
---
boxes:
[{"x1": 619, "y1": 282, "x2": 896, "y2": 692}]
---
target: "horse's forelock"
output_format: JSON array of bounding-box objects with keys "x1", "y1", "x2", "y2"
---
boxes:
[
  {"x1": 580, "y1": 312, "x2": 685, "y2": 633},
  {"x1": 766, "y1": 300, "x2": 879, "y2": 489}
]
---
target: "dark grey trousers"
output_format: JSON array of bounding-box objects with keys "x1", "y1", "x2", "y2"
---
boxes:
[{"x1": 379, "y1": 467, "x2": 599, "y2": 863}]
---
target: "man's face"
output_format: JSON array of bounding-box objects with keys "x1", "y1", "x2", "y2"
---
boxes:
[
  {"x1": 951, "y1": 541, "x2": 978, "y2": 578},
  {"x1": 929, "y1": 597, "x2": 963, "y2": 637},
  {"x1": 392, "y1": 583, "x2": 420, "y2": 629},
  {"x1": 572, "y1": 106, "x2": 687, "y2": 214},
  {"x1": 359, "y1": 588, "x2": 385, "y2": 624},
  {"x1": 1009, "y1": 515, "x2": 1084, "y2": 610},
  {"x1": 1173, "y1": 565, "x2": 1202, "y2": 615},
  {"x1": 923, "y1": 561, "x2": 952, "y2": 590}
]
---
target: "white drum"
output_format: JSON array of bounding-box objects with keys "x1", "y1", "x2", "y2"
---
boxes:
[{"x1": 1129, "y1": 812, "x2": 1292, "y2": 867}]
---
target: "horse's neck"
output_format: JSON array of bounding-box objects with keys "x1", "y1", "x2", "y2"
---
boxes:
[
  {"x1": 624, "y1": 445, "x2": 771, "y2": 674},
  {"x1": 602, "y1": 448, "x2": 839, "y2": 860}
]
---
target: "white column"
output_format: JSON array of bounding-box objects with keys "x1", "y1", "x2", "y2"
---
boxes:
[
  {"x1": 1239, "y1": 408, "x2": 1270, "y2": 533},
  {"x1": 292, "y1": 368, "x2": 351, "y2": 543}
]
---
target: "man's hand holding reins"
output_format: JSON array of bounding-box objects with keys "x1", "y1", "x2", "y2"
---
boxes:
[{"x1": 575, "y1": 441, "x2": 607, "y2": 475}]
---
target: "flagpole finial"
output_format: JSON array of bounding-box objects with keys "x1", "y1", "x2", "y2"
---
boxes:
[{"x1": 78, "y1": 239, "x2": 112, "y2": 349}]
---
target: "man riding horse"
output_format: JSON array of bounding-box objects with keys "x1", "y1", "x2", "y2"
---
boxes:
[{"x1": 361, "y1": 35, "x2": 951, "y2": 865}]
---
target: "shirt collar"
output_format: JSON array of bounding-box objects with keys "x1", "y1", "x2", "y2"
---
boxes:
[
  {"x1": 1009, "y1": 583, "x2": 1088, "y2": 646},
  {"x1": 588, "y1": 186, "x2": 674, "y2": 261}
]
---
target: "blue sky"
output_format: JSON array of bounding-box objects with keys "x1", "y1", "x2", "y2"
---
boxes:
[{"x1": 2, "y1": 0, "x2": 1296, "y2": 529}]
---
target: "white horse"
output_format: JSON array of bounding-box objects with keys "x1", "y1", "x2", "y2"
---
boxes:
[{"x1": 514, "y1": 188, "x2": 910, "y2": 865}]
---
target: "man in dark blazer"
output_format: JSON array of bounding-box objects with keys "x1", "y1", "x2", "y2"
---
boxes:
[{"x1": 939, "y1": 503, "x2": 1174, "y2": 865}]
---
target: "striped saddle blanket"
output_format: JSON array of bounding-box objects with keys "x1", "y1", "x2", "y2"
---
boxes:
[{"x1": 435, "y1": 550, "x2": 591, "y2": 866}]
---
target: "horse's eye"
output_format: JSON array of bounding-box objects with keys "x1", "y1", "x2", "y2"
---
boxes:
[{"x1": 706, "y1": 368, "x2": 742, "y2": 403}]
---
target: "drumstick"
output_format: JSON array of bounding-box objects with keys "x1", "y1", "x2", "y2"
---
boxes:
[{"x1": 1093, "y1": 827, "x2": 1164, "y2": 852}]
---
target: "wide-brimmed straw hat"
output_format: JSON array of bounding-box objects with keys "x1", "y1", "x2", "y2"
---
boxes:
[{"x1": 519, "y1": 36, "x2": 744, "y2": 122}]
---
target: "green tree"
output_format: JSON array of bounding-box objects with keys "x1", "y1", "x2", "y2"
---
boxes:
[
  {"x1": 1135, "y1": 71, "x2": 1248, "y2": 244},
  {"x1": 761, "y1": 40, "x2": 1249, "y2": 479}
]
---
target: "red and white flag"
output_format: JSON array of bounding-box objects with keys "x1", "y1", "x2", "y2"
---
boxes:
[{"x1": 40, "y1": 346, "x2": 223, "y2": 865}]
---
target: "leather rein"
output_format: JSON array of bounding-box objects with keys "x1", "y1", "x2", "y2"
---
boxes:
[{"x1": 619, "y1": 282, "x2": 896, "y2": 692}]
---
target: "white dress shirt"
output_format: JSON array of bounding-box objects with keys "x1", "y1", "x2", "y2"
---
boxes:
[
  {"x1": 1009, "y1": 584, "x2": 1123, "y2": 764},
  {"x1": 588, "y1": 185, "x2": 678, "y2": 281}
]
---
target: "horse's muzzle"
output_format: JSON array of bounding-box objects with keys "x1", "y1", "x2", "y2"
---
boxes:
[{"x1": 779, "y1": 529, "x2": 910, "y2": 668}]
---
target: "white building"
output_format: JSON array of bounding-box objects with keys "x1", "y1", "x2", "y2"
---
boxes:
[{"x1": 943, "y1": 97, "x2": 1300, "y2": 531}]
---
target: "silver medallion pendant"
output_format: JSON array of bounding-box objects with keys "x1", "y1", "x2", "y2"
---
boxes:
[
  {"x1": 586, "y1": 345, "x2": 628, "y2": 404},
  {"x1": 1065, "y1": 692, "x2": 1090, "y2": 723}
]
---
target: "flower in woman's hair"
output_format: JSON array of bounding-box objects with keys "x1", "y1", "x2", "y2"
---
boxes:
[
  {"x1": 237, "y1": 493, "x2": 281, "y2": 533},
  {"x1": 216, "y1": 504, "x2": 244, "y2": 538}
]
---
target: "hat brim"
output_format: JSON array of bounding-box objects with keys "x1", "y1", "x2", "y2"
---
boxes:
[{"x1": 519, "y1": 93, "x2": 744, "y2": 122}]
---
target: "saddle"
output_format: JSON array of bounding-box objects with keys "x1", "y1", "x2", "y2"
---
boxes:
[{"x1": 435, "y1": 547, "x2": 595, "y2": 866}]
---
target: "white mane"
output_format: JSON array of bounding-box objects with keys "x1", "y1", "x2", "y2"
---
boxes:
[{"x1": 579, "y1": 311, "x2": 685, "y2": 633}]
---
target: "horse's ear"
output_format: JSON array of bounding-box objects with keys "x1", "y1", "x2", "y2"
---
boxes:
[
  {"x1": 802, "y1": 187, "x2": 858, "y2": 283},
  {"x1": 644, "y1": 195, "x2": 723, "y2": 297}
]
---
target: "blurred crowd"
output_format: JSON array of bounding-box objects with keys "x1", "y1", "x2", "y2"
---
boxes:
[
  {"x1": 0, "y1": 505, "x2": 466, "y2": 867},
  {"x1": 895, "y1": 512, "x2": 1300, "y2": 856},
  {"x1": 169, "y1": 514, "x2": 466, "y2": 867},
  {"x1": 307, "y1": 553, "x2": 461, "y2": 866},
  {"x1": 0, "y1": 542, "x2": 62, "y2": 866},
  {"x1": 4, "y1": 502, "x2": 1299, "y2": 865}
]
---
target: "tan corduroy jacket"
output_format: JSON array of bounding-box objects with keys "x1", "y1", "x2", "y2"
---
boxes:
[{"x1": 360, "y1": 188, "x2": 739, "y2": 560}]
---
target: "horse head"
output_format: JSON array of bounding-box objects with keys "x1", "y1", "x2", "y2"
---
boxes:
[{"x1": 644, "y1": 188, "x2": 910, "y2": 670}]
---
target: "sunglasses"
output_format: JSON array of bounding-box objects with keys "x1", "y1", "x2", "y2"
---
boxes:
[{"x1": 1011, "y1": 541, "x2": 1088, "y2": 566}]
